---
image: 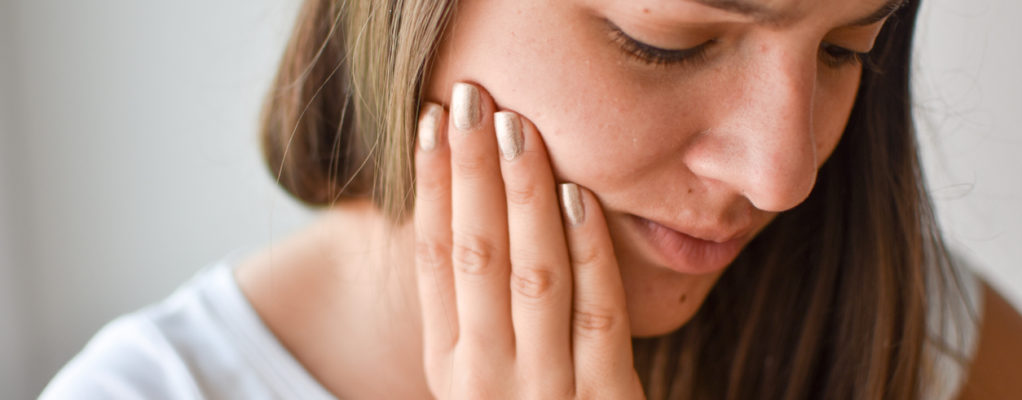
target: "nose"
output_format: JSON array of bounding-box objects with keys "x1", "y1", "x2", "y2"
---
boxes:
[{"x1": 684, "y1": 42, "x2": 820, "y2": 212}]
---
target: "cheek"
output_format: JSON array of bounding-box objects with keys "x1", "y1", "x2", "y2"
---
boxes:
[
  {"x1": 426, "y1": 0, "x2": 682, "y2": 192},
  {"x1": 426, "y1": 0, "x2": 861, "y2": 201}
]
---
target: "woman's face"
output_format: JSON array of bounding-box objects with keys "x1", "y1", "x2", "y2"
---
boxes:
[{"x1": 424, "y1": 0, "x2": 896, "y2": 336}]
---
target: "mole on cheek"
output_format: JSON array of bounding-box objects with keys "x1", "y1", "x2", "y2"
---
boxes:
[{"x1": 679, "y1": 293, "x2": 687, "y2": 304}]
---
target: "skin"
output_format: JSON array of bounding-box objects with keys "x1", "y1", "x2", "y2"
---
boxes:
[
  {"x1": 412, "y1": 89, "x2": 642, "y2": 396},
  {"x1": 233, "y1": 0, "x2": 1022, "y2": 397},
  {"x1": 424, "y1": 0, "x2": 881, "y2": 338},
  {"x1": 960, "y1": 282, "x2": 1022, "y2": 399}
]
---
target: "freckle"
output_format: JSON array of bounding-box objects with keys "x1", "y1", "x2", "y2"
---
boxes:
[
  {"x1": 679, "y1": 293, "x2": 687, "y2": 304},
  {"x1": 687, "y1": 188, "x2": 693, "y2": 194}
]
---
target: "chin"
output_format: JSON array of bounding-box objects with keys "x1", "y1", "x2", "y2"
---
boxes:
[
  {"x1": 618, "y1": 258, "x2": 724, "y2": 339},
  {"x1": 608, "y1": 215, "x2": 727, "y2": 339},
  {"x1": 629, "y1": 304, "x2": 702, "y2": 338}
]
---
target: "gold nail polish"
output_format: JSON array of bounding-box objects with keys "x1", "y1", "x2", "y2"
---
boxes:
[
  {"x1": 494, "y1": 111, "x2": 523, "y2": 161},
  {"x1": 451, "y1": 83, "x2": 481, "y2": 131},
  {"x1": 560, "y1": 183, "x2": 585, "y2": 226},
  {"x1": 419, "y1": 103, "x2": 444, "y2": 151}
]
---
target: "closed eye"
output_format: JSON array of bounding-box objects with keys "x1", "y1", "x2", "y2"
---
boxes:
[
  {"x1": 819, "y1": 42, "x2": 873, "y2": 69},
  {"x1": 607, "y1": 23, "x2": 714, "y2": 68},
  {"x1": 608, "y1": 21, "x2": 877, "y2": 71}
]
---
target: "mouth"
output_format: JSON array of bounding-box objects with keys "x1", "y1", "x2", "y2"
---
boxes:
[{"x1": 629, "y1": 215, "x2": 749, "y2": 275}]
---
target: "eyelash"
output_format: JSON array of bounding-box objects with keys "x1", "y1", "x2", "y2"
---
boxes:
[
  {"x1": 610, "y1": 27, "x2": 874, "y2": 70},
  {"x1": 819, "y1": 42, "x2": 872, "y2": 69},
  {"x1": 610, "y1": 28, "x2": 712, "y2": 67}
]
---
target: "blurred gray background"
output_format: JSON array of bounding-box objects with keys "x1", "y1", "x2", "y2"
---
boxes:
[{"x1": 1, "y1": 0, "x2": 1019, "y2": 398}]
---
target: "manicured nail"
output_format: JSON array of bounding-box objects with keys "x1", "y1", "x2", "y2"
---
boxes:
[
  {"x1": 418, "y1": 102, "x2": 444, "y2": 151},
  {"x1": 451, "y1": 83, "x2": 481, "y2": 131},
  {"x1": 494, "y1": 111, "x2": 523, "y2": 161},
  {"x1": 560, "y1": 183, "x2": 585, "y2": 226}
]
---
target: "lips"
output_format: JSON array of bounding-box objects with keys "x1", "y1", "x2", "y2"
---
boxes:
[
  {"x1": 630, "y1": 215, "x2": 749, "y2": 275},
  {"x1": 640, "y1": 216, "x2": 747, "y2": 244}
]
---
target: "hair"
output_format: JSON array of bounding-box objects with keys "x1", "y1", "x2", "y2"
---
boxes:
[{"x1": 260, "y1": 0, "x2": 973, "y2": 398}]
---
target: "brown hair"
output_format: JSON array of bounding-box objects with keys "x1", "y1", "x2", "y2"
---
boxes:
[
  {"x1": 261, "y1": 0, "x2": 454, "y2": 219},
  {"x1": 260, "y1": 0, "x2": 971, "y2": 398}
]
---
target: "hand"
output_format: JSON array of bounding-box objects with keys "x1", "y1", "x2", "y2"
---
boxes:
[{"x1": 413, "y1": 82, "x2": 645, "y2": 399}]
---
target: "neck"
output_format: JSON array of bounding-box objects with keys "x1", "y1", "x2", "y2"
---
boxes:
[
  {"x1": 245, "y1": 199, "x2": 432, "y2": 398},
  {"x1": 323, "y1": 202, "x2": 431, "y2": 398}
]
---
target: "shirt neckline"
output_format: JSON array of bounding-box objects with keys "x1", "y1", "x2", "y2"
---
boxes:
[{"x1": 197, "y1": 248, "x2": 339, "y2": 400}]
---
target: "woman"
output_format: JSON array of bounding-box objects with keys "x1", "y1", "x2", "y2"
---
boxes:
[{"x1": 42, "y1": 0, "x2": 1022, "y2": 398}]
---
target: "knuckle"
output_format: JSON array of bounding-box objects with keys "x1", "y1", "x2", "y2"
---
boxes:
[
  {"x1": 452, "y1": 232, "x2": 497, "y2": 275},
  {"x1": 452, "y1": 151, "x2": 492, "y2": 178},
  {"x1": 510, "y1": 265, "x2": 558, "y2": 302},
  {"x1": 504, "y1": 181, "x2": 540, "y2": 207},
  {"x1": 571, "y1": 245, "x2": 604, "y2": 267},
  {"x1": 573, "y1": 305, "x2": 618, "y2": 336},
  {"x1": 415, "y1": 240, "x2": 449, "y2": 273},
  {"x1": 414, "y1": 173, "x2": 450, "y2": 202}
]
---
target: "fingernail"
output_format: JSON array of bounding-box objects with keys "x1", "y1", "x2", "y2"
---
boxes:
[
  {"x1": 419, "y1": 102, "x2": 444, "y2": 151},
  {"x1": 451, "y1": 83, "x2": 481, "y2": 131},
  {"x1": 560, "y1": 183, "x2": 585, "y2": 226},
  {"x1": 494, "y1": 111, "x2": 523, "y2": 161}
]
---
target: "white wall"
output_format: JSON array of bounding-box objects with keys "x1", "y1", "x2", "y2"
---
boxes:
[
  {"x1": 0, "y1": 0, "x2": 31, "y2": 398},
  {"x1": 0, "y1": 0, "x2": 1020, "y2": 397},
  {"x1": 915, "y1": 0, "x2": 1022, "y2": 307},
  {"x1": 3, "y1": 0, "x2": 311, "y2": 395}
]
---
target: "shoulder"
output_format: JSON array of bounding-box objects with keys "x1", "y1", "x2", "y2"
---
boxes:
[
  {"x1": 40, "y1": 259, "x2": 286, "y2": 399},
  {"x1": 38, "y1": 309, "x2": 203, "y2": 399},
  {"x1": 923, "y1": 251, "x2": 1022, "y2": 399},
  {"x1": 958, "y1": 280, "x2": 1022, "y2": 398},
  {"x1": 920, "y1": 252, "x2": 985, "y2": 400}
]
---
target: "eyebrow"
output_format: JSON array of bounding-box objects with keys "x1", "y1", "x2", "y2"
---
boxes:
[{"x1": 689, "y1": 0, "x2": 908, "y2": 27}]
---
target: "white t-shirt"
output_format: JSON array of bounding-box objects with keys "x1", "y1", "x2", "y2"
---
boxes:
[
  {"x1": 39, "y1": 250, "x2": 337, "y2": 400},
  {"x1": 40, "y1": 250, "x2": 984, "y2": 399}
]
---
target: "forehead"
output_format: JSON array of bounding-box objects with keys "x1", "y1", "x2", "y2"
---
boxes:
[
  {"x1": 603, "y1": 0, "x2": 899, "y2": 27},
  {"x1": 705, "y1": 0, "x2": 901, "y2": 23}
]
